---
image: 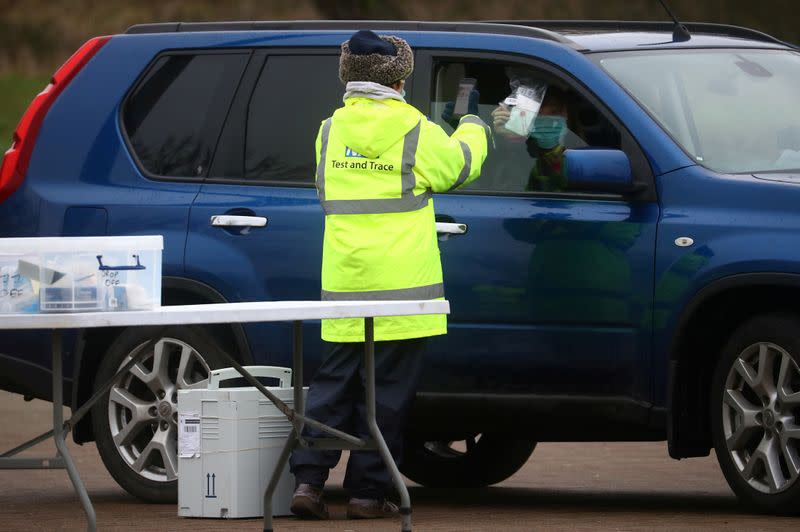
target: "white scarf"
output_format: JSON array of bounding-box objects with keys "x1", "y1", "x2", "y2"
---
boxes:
[{"x1": 343, "y1": 81, "x2": 405, "y2": 103}]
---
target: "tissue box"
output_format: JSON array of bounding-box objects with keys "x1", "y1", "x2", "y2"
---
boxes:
[{"x1": 0, "y1": 235, "x2": 162, "y2": 313}]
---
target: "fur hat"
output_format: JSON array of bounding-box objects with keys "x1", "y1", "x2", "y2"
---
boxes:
[{"x1": 339, "y1": 30, "x2": 414, "y2": 86}]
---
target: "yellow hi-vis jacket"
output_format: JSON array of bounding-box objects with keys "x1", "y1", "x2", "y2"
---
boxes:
[{"x1": 316, "y1": 96, "x2": 490, "y2": 342}]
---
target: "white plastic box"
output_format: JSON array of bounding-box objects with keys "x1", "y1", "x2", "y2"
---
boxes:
[
  {"x1": 178, "y1": 366, "x2": 307, "y2": 519},
  {"x1": 0, "y1": 235, "x2": 162, "y2": 313}
]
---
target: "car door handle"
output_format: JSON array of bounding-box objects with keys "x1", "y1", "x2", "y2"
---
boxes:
[
  {"x1": 210, "y1": 215, "x2": 268, "y2": 228},
  {"x1": 436, "y1": 222, "x2": 467, "y2": 235}
]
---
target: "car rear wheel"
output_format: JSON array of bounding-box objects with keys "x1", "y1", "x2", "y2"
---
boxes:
[
  {"x1": 711, "y1": 314, "x2": 800, "y2": 515},
  {"x1": 91, "y1": 326, "x2": 229, "y2": 503},
  {"x1": 400, "y1": 433, "x2": 536, "y2": 488}
]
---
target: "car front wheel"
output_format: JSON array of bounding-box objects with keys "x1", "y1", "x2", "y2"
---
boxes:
[
  {"x1": 90, "y1": 326, "x2": 228, "y2": 503},
  {"x1": 712, "y1": 313, "x2": 800, "y2": 515}
]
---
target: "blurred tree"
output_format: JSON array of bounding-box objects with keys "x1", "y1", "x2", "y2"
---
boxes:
[
  {"x1": 0, "y1": 0, "x2": 797, "y2": 74},
  {"x1": 310, "y1": 0, "x2": 405, "y2": 19}
]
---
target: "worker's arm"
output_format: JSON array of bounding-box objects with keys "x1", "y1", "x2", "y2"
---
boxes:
[{"x1": 416, "y1": 115, "x2": 491, "y2": 193}]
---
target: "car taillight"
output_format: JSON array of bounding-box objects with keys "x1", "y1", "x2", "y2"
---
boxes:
[{"x1": 0, "y1": 36, "x2": 110, "y2": 204}]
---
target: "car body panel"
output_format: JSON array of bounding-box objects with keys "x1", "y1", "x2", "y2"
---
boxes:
[
  {"x1": 652, "y1": 165, "x2": 800, "y2": 404},
  {"x1": 427, "y1": 194, "x2": 658, "y2": 401}
]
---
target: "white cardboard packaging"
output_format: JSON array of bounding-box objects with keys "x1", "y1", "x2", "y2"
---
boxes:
[
  {"x1": 178, "y1": 366, "x2": 306, "y2": 519},
  {"x1": 0, "y1": 235, "x2": 163, "y2": 313}
]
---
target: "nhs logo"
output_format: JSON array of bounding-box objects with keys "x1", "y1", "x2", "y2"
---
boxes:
[{"x1": 345, "y1": 147, "x2": 366, "y2": 158}]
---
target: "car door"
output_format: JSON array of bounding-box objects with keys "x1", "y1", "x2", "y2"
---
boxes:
[
  {"x1": 411, "y1": 51, "x2": 659, "y2": 401},
  {"x1": 184, "y1": 50, "x2": 350, "y2": 374}
]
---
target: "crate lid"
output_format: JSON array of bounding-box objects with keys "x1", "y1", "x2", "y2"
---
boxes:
[{"x1": 0, "y1": 235, "x2": 164, "y2": 253}]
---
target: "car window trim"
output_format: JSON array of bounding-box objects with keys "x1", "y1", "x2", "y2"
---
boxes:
[
  {"x1": 413, "y1": 48, "x2": 657, "y2": 203},
  {"x1": 119, "y1": 48, "x2": 253, "y2": 184},
  {"x1": 207, "y1": 46, "x2": 418, "y2": 188},
  {"x1": 241, "y1": 50, "x2": 340, "y2": 187},
  {"x1": 207, "y1": 50, "x2": 268, "y2": 181}
]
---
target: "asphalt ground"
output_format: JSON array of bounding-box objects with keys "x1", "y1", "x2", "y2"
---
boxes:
[{"x1": 1, "y1": 390, "x2": 798, "y2": 531}]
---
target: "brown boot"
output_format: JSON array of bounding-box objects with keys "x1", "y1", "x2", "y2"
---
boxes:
[
  {"x1": 346, "y1": 498, "x2": 400, "y2": 519},
  {"x1": 290, "y1": 483, "x2": 329, "y2": 520}
]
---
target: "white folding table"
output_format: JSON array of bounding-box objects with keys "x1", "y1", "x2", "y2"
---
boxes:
[{"x1": 0, "y1": 300, "x2": 449, "y2": 532}]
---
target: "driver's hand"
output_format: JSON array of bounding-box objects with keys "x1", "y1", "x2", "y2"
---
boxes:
[
  {"x1": 491, "y1": 104, "x2": 522, "y2": 139},
  {"x1": 491, "y1": 104, "x2": 510, "y2": 130}
]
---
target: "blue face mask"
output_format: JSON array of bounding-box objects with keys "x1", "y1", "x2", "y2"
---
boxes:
[
  {"x1": 531, "y1": 115, "x2": 567, "y2": 149},
  {"x1": 399, "y1": 88, "x2": 406, "y2": 99}
]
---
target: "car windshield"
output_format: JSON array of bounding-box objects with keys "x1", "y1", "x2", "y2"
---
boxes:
[{"x1": 598, "y1": 49, "x2": 800, "y2": 174}]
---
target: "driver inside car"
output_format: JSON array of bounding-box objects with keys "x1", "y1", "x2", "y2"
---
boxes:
[{"x1": 491, "y1": 83, "x2": 576, "y2": 192}]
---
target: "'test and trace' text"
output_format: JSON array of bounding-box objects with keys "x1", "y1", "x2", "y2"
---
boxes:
[{"x1": 331, "y1": 159, "x2": 395, "y2": 171}]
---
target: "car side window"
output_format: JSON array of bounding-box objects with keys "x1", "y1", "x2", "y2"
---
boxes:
[
  {"x1": 430, "y1": 60, "x2": 622, "y2": 193},
  {"x1": 123, "y1": 53, "x2": 249, "y2": 178},
  {"x1": 244, "y1": 55, "x2": 342, "y2": 184}
]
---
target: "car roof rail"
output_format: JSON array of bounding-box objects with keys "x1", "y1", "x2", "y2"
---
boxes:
[
  {"x1": 124, "y1": 20, "x2": 584, "y2": 49},
  {"x1": 487, "y1": 20, "x2": 790, "y2": 48}
]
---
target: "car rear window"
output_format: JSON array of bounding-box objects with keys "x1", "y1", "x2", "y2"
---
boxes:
[{"x1": 123, "y1": 52, "x2": 249, "y2": 178}]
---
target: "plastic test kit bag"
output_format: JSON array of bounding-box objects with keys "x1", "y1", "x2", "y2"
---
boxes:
[{"x1": 502, "y1": 82, "x2": 547, "y2": 137}]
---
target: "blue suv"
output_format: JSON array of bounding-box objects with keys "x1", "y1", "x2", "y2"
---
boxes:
[{"x1": 1, "y1": 20, "x2": 799, "y2": 514}]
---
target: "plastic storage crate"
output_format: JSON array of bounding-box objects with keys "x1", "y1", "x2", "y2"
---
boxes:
[
  {"x1": 178, "y1": 366, "x2": 306, "y2": 519},
  {"x1": 0, "y1": 235, "x2": 162, "y2": 313}
]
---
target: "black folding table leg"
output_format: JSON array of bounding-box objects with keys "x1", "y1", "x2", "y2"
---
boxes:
[
  {"x1": 263, "y1": 429, "x2": 298, "y2": 532},
  {"x1": 51, "y1": 330, "x2": 97, "y2": 532},
  {"x1": 363, "y1": 317, "x2": 412, "y2": 531}
]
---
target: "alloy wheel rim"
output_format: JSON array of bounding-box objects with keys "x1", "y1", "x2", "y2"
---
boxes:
[
  {"x1": 107, "y1": 337, "x2": 211, "y2": 482},
  {"x1": 723, "y1": 342, "x2": 800, "y2": 494}
]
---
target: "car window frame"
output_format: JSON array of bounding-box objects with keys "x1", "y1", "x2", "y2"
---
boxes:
[
  {"x1": 119, "y1": 48, "x2": 253, "y2": 183},
  {"x1": 206, "y1": 49, "x2": 268, "y2": 181},
  {"x1": 412, "y1": 48, "x2": 656, "y2": 203},
  {"x1": 204, "y1": 47, "x2": 417, "y2": 189}
]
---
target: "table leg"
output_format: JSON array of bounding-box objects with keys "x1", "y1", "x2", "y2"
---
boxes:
[
  {"x1": 292, "y1": 321, "x2": 305, "y2": 436},
  {"x1": 51, "y1": 329, "x2": 97, "y2": 532},
  {"x1": 1, "y1": 330, "x2": 167, "y2": 527},
  {"x1": 262, "y1": 428, "x2": 298, "y2": 532},
  {"x1": 0, "y1": 429, "x2": 57, "y2": 459},
  {"x1": 363, "y1": 317, "x2": 412, "y2": 532},
  {"x1": 263, "y1": 321, "x2": 304, "y2": 532}
]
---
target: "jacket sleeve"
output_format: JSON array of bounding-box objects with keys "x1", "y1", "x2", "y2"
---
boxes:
[
  {"x1": 415, "y1": 114, "x2": 491, "y2": 193},
  {"x1": 314, "y1": 119, "x2": 325, "y2": 180}
]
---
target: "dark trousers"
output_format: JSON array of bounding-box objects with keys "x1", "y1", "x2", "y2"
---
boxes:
[{"x1": 289, "y1": 337, "x2": 426, "y2": 500}]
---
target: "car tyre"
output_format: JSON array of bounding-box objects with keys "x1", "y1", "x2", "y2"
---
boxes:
[
  {"x1": 711, "y1": 313, "x2": 800, "y2": 515},
  {"x1": 91, "y1": 326, "x2": 229, "y2": 503},
  {"x1": 400, "y1": 433, "x2": 536, "y2": 488}
]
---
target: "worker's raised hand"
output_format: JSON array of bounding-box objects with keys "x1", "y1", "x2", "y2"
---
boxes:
[
  {"x1": 442, "y1": 90, "x2": 481, "y2": 129},
  {"x1": 441, "y1": 101, "x2": 458, "y2": 129},
  {"x1": 465, "y1": 88, "x2": 480, "y2": 116}
]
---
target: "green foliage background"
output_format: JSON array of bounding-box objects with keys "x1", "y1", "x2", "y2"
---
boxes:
[
  {"x1": 0, "y1": 74, "x2": 48, "y2": 150},
  {"x1": 0, "y1": 0, "x2": 797, "y2": 147}
]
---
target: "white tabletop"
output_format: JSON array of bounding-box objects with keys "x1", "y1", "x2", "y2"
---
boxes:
[{"x1": 0, "y1": 300, "x2": 450, "y2": 330}]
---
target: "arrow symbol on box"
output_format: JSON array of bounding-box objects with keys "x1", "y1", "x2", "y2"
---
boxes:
[{"x1": 205, "y1": 473, "x2": 217, "y2": 498}]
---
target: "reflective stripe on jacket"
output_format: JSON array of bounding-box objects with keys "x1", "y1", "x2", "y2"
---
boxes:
[{"x1": 316, "y1": 96, "x2": 489, "y2": 342}]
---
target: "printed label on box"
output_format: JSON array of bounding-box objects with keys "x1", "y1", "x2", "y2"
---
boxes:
[{"x1": 178, "y1": 412, "x2": 201, "y2": 458}]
